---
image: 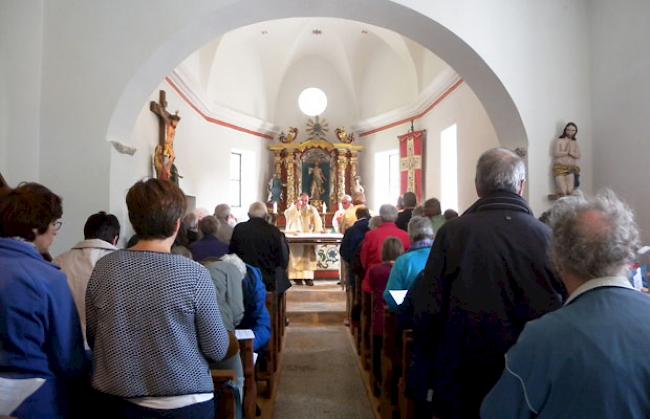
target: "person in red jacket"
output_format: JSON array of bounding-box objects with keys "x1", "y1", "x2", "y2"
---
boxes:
[{"x1": 360, "y1": 204, "x2": 410, "y2": 293}]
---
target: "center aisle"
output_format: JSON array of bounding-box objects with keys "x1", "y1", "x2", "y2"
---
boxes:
[{"x1": 272, "y1": 324, "x2": 375, "y2": 419}]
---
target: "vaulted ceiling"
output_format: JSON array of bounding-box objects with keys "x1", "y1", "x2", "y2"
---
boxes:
[{"x1": 175, "y1": 17, "x2": 454, "y2": 126}]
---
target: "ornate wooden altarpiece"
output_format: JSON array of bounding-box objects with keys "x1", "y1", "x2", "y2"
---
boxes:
[{"x1": 267, "y1": 132, "x2": 363, "y2": 217}]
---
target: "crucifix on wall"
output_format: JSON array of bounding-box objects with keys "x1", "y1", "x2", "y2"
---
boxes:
[
  {"x1": 150, "y1": 90, "x2": 182, "y2": 185},
  {"x1": 398, "y1": 128, "x2": 426, "y2": 203}
]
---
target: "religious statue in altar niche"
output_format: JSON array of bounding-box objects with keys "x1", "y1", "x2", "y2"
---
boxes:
[
  {"x1": 150, "y1": 90, "x2": 182, "y2": 185},
  {"x1": 301, "y1": 148, "x2": 330, "y2": 205},
  {"x1": 309, "y1": 162, "x2": 326, "y2": 200},
  {"x1": 552, "y1": 122, "x2": 581, "y2": 196}
]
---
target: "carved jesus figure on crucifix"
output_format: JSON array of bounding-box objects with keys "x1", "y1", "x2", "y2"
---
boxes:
[{"x1": 150, "y1": 90, "x2": 182, "y2": 185}]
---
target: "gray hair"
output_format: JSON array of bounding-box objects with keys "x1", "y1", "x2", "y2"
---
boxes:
[
  {"x1": 475, "y1": 148, "x2": 526, "y2": 196},
  {"x1": 214, "y1": 203, "x2": 231, "y2": 220},
  {"x1": 407, "y1": 216, "x2": 434, "y2": 242},
  {"x1": 379, "y1": 204, "x2": 399, "y2": 222},
  {"x1": 248, "y1": 201, "x2": 268, "y2": 219},
  {"x1": 369, "y1": 215, "x2": 383, "y2": 230},
  {"x1": 549, "y1": 189, "x2": 639, "y2": 280}
]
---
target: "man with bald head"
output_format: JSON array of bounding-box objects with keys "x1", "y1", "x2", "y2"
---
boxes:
[
  {"x1": 230, "y1": 201, "x2": 289, "y2": 292},
  {"x1": 483, "y1": 190, "x2": 650, "y2": 418},
  {"x1": 417, "y1": 148, "x2": 564, "y2": 418}
]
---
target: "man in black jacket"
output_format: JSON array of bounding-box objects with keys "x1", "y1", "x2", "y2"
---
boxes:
[
  {"x1": 230, "y1": 201, "x2": 290, "y2": 293},
  {"x1": 418, "y1": 148, "x2": 565, "y2": 419}
]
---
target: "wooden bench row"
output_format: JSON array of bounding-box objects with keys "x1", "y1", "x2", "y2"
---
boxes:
[
  {"x1": 347, "y1": 275, "x2": 415, "y2": 419},
  {"x1": 211, "y1": 291, "x2": 287, "y2": 419}
]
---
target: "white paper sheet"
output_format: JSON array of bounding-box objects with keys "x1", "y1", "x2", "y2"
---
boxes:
[
  {"x1": 235, "y1": 329, "x2": 255, "y2": 340},
  {"x1": 389, "y1": 290, "x2": 408, "y2": 306},
  {"x1": 0, "y1": 376, "x2": 45, "y2": 415},
  {"x1": 253, "y1": 353, "x2": 258, "y2": 365}
]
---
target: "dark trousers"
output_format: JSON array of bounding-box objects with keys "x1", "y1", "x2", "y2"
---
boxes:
[{"x1": 93, "y1": 391, "x2": 215, "y2": 419}]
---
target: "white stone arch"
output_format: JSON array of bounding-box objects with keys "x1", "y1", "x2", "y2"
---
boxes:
[{"x1": 106, "y1": 0, "x2": 526, "y2": 153}]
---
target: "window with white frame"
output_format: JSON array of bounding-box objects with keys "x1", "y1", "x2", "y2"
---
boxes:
[
  {"x1": 230, "y1": 152, "x2": 242, "y2": 208},
  {"x1": 374, "y1": 149, "x2": 401, "y2": 211},
  {"x1": 440, "y1": 124, "x2": 458, "y2": 211}
]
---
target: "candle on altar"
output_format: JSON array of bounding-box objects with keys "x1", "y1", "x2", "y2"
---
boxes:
[
  {"x1": 322, "y1": 202, "x2": 327, "y2": 214},
  {"x1": 272, "y1": 201, "x2": 277, "y2": 214}
]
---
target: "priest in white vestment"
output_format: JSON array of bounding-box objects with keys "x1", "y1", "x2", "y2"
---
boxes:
[{"x1": 284, "y1": 193, "x2": 323, "y2": 286}]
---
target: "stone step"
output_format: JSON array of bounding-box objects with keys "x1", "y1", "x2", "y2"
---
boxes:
[
  {"x1": 286, "y1": 289, "x2": 345, "y2": 303},
  {"x1": 287, "y1": 301, "x2": 346, "y2": 312},
  {"x1": 287, "y1": 310, "x2": 347, "y2": 325}
]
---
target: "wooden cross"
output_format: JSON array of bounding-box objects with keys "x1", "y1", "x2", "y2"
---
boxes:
[
  {"x1": 150, "y1": 90, "x2": 173, "y2": 147},
  {"x1": 400, "y1": 137, "x2": 422, "y2": 193},
  {"x1": 150, "y1": 90, "x2": 181, "y2": 183}
]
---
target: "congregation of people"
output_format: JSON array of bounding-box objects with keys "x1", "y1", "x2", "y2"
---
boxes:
[
  {"x1": 339, "y1": 147, "x2": 650, "y2": 419},
  {"x1": 0, "y1": 179, "x2": 284, "y2": 418},
  {"x1": 2, "y1": 146, "x2": 650, "y2": 418}
]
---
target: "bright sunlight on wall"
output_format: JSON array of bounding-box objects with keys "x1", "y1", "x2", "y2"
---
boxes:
[{"x1": 440, "y1": 124, "x2": 458, "y2": 211}]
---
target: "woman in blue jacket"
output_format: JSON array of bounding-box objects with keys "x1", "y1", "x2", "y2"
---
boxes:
[{"x1": 0, "y1": 183, "x2": 88, "y2": 418}]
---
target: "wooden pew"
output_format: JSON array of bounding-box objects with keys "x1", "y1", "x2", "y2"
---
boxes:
[
  {"x1": 352, "y1": 273, "x2": 363, "y2": 352},
  {"x1": 369, "y1": 293, "x2": 381, "y2": 397},
  {"x1": 257, "y1": 291, "x2": 278, "y2": 398},
  {"x1": 239, "y1": 337, "x2": 257, "y2": 419},
  {"x1": 398, "y1": 330, "x2": 415, "y2": 419},
  {"x1": 380, "y1": 309, "x2": 402, "y2": 419},
  {"x1": 211, "y1": 369, "x2": 237, "y2": 419},
  {"x1": 211, "y1": 335, "x2": 257, "y2": 419},
  {"x1": 360, "y1": 291, "x2": 372, "y2": 370}
]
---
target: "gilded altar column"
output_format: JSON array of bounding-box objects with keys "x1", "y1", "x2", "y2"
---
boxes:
[
  {"x1": 285, "y1": 151, "x2": 296, "y2": 204},
  {"x1": 336, "y1": 149, "x2": 348, "y2": 200}
]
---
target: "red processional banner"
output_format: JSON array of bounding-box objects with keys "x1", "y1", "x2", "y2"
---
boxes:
[{"x1": 398, "y1": 129, "x2": 426, "y2": 203}]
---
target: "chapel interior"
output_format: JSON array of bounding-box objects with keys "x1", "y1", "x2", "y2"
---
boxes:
[{"x1": 1, "y1": 1, "x2": 649, "y2": 418}]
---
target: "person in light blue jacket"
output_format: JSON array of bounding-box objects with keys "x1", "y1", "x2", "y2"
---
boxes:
[
  {"x1": 383, "y1": 216, "x2": 434, "y2": 311},
  {"x1": 482, "y1": 190, "x2": 650, "y2": 419}
]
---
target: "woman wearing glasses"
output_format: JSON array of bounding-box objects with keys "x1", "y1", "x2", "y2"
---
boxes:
[{"x1": 0, "y1": 182, "x2": 88, "y2": 418}]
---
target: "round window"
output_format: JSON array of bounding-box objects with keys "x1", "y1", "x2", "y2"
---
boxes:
[{"x1": 298, "y1": 87, "x2": 327, "y2": 116}]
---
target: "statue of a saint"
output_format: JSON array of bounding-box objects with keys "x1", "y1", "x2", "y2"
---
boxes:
[
  {"x1": 352, "y1": 175, "x2": 365, "y2": 195},
  {"x1": 552, "y1": 122, "x2": 581, "y2": 196},
  {"x1": 308, "y1": 163, "x2": 326, "y2": 200},
  {"x1": 266, "y1": 175, "x2": 283, "y2": 203}
]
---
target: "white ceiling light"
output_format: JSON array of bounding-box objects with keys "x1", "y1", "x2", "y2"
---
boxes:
[{"x1": 298, "y1": 87, "x2": 327, "y2": 116}]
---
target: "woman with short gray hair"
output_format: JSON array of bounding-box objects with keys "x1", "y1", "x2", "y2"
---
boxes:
[{"x1": 383, "y1": 216, "x2": 434, "y2": 311}]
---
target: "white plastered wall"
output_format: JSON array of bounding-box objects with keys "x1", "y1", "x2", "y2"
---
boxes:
[
  {"x1": 590, "y1": 0, "x2": 650, "y2": 241},
  {"x1": 0, "y1": 0, "x2": 44, "y2": 185},
  {"x1": 110, "y1": 82, "x2": 271, "y2": 245},
  {"x1": 360, "y1": 83, "x2": 499, "y2": 213}
]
